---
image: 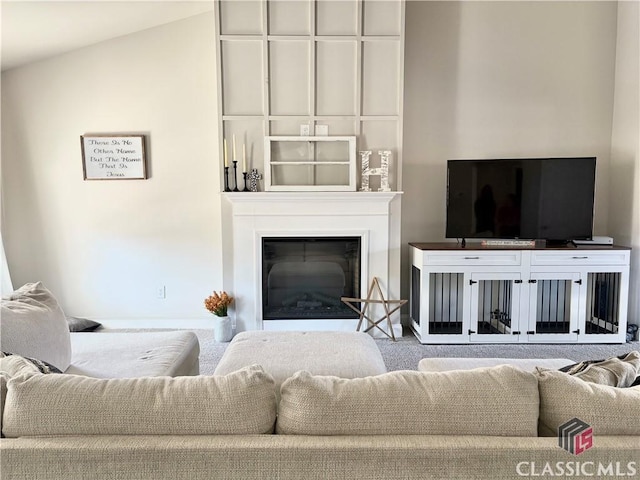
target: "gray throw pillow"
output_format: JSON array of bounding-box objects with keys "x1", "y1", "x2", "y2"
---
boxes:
[
  {"x1": 1, "y1": 352, "x2": 62, "y2": 374},
  {"x1": 67, "y1": 316, "x2": 102, "y2": 332},
  {"x1": 535, "y1": 368, "x2": 640, "y2": 436},
  {"x1": 560, "y1": 351, "x2": 640, "y2": 388}
]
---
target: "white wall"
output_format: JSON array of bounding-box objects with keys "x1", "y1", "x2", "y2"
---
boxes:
[
  {"x1": 402, "y1": 1, "x2": 619, "y2": 297},
  {"x1": 3, "y1": 3, "x2": 636, "y2": 329},
  {"x1": 610, "y1": 1, "x2": 640, "y2": 328},
  {"x1": 1, "y1": 13, "x2": 223, "y2": 322}
]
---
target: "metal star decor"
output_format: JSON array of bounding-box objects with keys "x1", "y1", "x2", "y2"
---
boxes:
[{"x1": 341, "y1": 277, "x2": 407, "y2": 341}]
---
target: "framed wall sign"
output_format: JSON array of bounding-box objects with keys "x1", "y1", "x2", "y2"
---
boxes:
[{"x1": 80, "y1": 134, "x2": 147, "y2": 180}]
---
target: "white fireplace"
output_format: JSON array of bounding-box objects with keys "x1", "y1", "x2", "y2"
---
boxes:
[{"x1": 222, "y1": 192, "x2": 402, "y2": 337}]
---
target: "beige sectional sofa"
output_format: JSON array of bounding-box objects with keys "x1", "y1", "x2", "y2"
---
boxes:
[
  {"x1": 1, "y1": 282, "x2": 200, "y2": 377},
  {"x1": 2, "y1": 362, "x2": 639, "y2": 480}
]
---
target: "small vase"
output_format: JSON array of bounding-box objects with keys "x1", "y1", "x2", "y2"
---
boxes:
[{"x1": 213, "y1": 315, "x2": 233, "y2": 342}]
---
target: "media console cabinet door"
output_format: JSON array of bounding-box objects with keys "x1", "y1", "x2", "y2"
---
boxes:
[{"x1": 81, "y1": 134, "x2": 147, "y2": 180}]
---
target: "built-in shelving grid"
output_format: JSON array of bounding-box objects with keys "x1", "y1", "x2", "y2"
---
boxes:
[{"x1": 215, "y1": 0, "x2": 405, "y2": 191}]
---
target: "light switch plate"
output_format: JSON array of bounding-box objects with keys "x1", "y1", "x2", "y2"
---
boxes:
[{"x1": 300, "y1": 124, "x2": 310, "y2": 136}]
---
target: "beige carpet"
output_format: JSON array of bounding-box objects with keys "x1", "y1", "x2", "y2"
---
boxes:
[
  {"x1": 99, "y1": 327, "x2": 639, "y2": 375},
  {"x1": 188, "y1": 328, "x2": 639, "y2": 375}
]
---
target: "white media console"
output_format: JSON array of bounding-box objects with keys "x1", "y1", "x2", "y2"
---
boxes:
[{"x1": 409, "y1": 243, "x2": 630, "y2": 344}]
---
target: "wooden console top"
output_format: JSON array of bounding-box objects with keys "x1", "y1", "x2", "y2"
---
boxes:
[{"x1": 409, "y1": 242, "x2": 630, "y2": 251}]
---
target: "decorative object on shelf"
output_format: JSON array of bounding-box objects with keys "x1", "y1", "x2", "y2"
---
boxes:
[
  {"x1": 231, "y1": 134, "x2": 240, "y2": 192},
  {"x1": 223, "y1": 138, "x2": 231, "y2": 192},
  {"x1": 223, "y1": 134, "x2": 251, "y2": 192},
  {"x1": 224, "y1": 167, "x2": 231, "y2": 192},
  {"x1": 248, "y1": 168, "x2": 262, "y2": 192},
  {"x1": 378, "y1": 151, "x2": 392, "y2": 192},
  {"x1": 232, "y1": 161, "x2": 240, "y2": 192},
  {"x1": 341, "y1": 277, "x2": 407, "y2": 341},
  {"x1": 80, "y1": 134, "x2": 147, "y2": 180},
  {"x1": 359, "y1": 151, "x2": 372, "y2": 192},
  {"x1": 241, "y1": 142, "x2": 250, "y2": 191},
  {"x1": 360, "y1": 150, "x2": 391, "y2": 192},
  {"x1": 205, "y1": 290, "x2": 234, "y2": 342},
  {"x1": 482, "y1": 239, "x2": 536, "y2": 247},
  {"x1": 264, "y1": 136, "x2": 356, "y2": 191},
  {"x1": 242, "y1": 143, "x2": 247, "y2": 173}
]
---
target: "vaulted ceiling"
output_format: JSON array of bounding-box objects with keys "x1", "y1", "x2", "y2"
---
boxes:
[{"x1": 1, "y1": 1, "x2": 214, "y2": 71}]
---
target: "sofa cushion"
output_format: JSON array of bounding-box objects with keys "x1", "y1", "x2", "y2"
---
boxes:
[
  {"x1": 65, "y1": 331, "x2": 200, "y2": 377},
  {"x1": 0, "y1": 352, "x2": 46, "y2": 437},
  {"x1": 3, "y1": 365, "x2": 277, "y2": 437},
  {"x1": 277, "y1": 365, "x2": 539, "y2": 436},
  {"x1": 559, "y1": 351, "x2": 640, "y2": 387},
  {"x1": 535, "y1": 368, "x2": 640, "y2": 436},
  {"x1": 0, "y1": 282, "x2": 72, "y2": 371}
]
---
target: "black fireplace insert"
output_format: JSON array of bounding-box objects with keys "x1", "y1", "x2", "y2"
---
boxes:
[{"x1": 262, "y1": 237, "x2": 361, "y2": 320}]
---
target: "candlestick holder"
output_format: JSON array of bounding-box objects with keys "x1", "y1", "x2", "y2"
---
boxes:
[
  {"x1": 242, "y1": 172, "x2": 250, "y2": 192},
  {"x1": 223, "y1": 166, "x2": 231, "y2": 192},
  {"x1": 232, "y1": 161, "x2": 240, "y2": 192}
]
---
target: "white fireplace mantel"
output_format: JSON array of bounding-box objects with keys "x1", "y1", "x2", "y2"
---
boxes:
[{"x1": 222, "y1": 191, "x2": 403, "y2": 337}]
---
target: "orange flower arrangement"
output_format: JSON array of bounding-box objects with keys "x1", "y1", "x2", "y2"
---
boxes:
[{"x1": 204, "y1": 291, "x2": 233, "y2": 317}]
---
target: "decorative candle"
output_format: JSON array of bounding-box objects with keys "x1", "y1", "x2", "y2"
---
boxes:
[
  {"x1": 232, "y1": 134, "x2": 236, "y2": 162},
  {"x1": 224, "y1": 138, "x2": 228, "y2": 167},
  {"x1": 243, "y1": 143, "x2": 247, "y2": 172}
]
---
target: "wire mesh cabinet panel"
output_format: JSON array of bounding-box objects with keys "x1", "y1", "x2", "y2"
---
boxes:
[
  {"x1": 529, "y1": 250, "x2": 631, "y2": 344},
  {"x1": 410, "y1": 265, "x2": 421, "y2": 327},
  {"x1": 409, "y1": 265, "x2": 468, "y2": 343},
  {"x1": 427, "y1": 272, "x2": 465, "y2": 335},
  {"x1": 525, "y1": 272, "x2": 580, "y2": 342},
  {"x1": 582, "y1": 270, "x2": 627, "y2": 342},
  {"x1": 468, "y1": 273, "x2": 522, "y2": 343}
]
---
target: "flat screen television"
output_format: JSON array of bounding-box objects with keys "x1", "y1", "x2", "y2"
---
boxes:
[{"x1": 446, "y1": 157, "x2": 596, "y2": 243}]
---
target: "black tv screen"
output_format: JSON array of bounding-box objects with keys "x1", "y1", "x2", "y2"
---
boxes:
[{"x1": 446, "y1": 157, "x2": 596, "y2": 242}]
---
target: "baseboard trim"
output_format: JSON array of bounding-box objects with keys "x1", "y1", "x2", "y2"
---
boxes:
[{"x1": 99, "y1": 318, "x2": 213, "y2": 330}]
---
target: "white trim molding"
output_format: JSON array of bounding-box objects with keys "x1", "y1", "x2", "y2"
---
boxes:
[{"x1": 222, "y1": 192, "x2": 403, "y2": 337}]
